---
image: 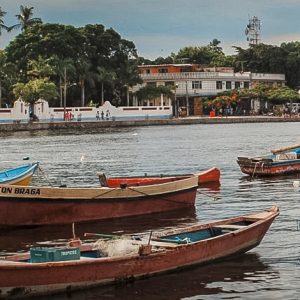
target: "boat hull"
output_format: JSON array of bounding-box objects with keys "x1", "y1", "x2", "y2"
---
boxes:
[
  {"x1": 237, "y1": 157, "x2": 300, "y2": 176},
  {"x1": 0, "y1": 163, "x2": 38, "y2": 186},
  {"x1": 0, "y1": 207, "x2": 279, "y2": 299},
  {"x1": 102, "y1": 167, "x2": 221, "y2": 188},
  {"x1": 0, "y1": 176, "x2": 198, "y2": 226}
]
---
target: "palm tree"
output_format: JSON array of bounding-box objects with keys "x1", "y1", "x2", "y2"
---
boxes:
[
  {"x1": 10, "y1": 5, "x2": 41, "y2": 32},
  {"x1": 96, "y1": 67, "x2": 116, "y2": 105},
  {"x1": 76, "y1": 58, "x2": 93, "y2": 107},
  {"x1": 0, "y1": 7, "x2": 8, "y2": 35},
  {"x1": 27, "y1": 56, "x2": 55, "y2": 79},
  {"x1": 50, "y1": 56, "x2": 75, "y2": 107}
]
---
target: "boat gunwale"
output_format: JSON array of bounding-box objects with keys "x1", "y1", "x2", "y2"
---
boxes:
[{"x1": 0, "y1": 175, "x2": 199, "y2": 200}]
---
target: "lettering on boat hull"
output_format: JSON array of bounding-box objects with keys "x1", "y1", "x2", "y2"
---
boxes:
[{"x1": 0, "y1": 187, "x2": 40, "y2": 195}]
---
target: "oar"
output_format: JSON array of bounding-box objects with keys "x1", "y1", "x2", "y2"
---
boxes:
[
  {"x1": 84, "y1": 233, "x2": 119, "y2": 240},
  {"x1": 84, "y1": 232, "x2": 149, "y2": 240},
  {"x1": 271, "y1": 143, "x2": 300, "y2": 154}
]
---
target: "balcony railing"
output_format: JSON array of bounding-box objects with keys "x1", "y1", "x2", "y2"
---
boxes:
[
  {"x1": 140, "y1": 72, "x2": 251, "y2": 81},
  {"x1": 140, "y1": 71, "x2": 285, "y2": 82}
]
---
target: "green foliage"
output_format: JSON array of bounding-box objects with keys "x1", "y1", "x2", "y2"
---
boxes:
[
  {"x1": 9, "y1": 5, "x2": 42, "y2": 32},
  {"x1": 175, "y1": 39, "x2": 230, "y2": 66},
  {"x1": 0, "y1": 7, "x2": 8, "y2": 35},
  {"x1": 266, "y1": 86, "x2": 300, "y2": 103},
  {"x1": 234, "y1": 42, "x2": 300, "y2": 88},
  {"x1": 27, "y1": 55, "x2": 55, "y2": 78},
  {"x1": 5, "y1": 22, "x2": 140, "y2": 106},
  {"x1": 12, "y1": 78, "x2": 58, "y2": 104},
  {"x1": 135, "y1": 85, "x2": 174, "y2": 101}
]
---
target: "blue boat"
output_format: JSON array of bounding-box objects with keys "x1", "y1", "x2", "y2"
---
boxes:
[{"x1": 0, "y1": 163, "x2": 39, "y2": 185}]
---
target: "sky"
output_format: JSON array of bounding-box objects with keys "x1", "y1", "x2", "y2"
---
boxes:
[{"x1": 1, "y1": 0, "x2": 300, "y2": 59}]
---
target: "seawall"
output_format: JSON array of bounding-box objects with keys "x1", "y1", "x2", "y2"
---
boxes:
[{"x1": 0, "y1": 116, "x2": 300, "y2": 133}]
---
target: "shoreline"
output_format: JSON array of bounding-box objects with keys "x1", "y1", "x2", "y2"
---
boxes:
[{"x1": 1, "y1": 116, "x2": 300, "y2": 133}]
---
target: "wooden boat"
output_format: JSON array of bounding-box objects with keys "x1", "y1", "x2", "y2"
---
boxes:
[
  {"x1": 0, "y1": 163, "x2": 39, "y2": 186},
  {"x1": 0, "y1": 206, "x2": 279, "y2": 299},
  {"x1": 0, "y1": 176, "x2": 198, "y2": 226},
  {"x1": 237, "y1": 143, "x2": 300, "y2": 176},
  {"x1": 98, "y1": 167, "x2": 221, "y2": 188}
]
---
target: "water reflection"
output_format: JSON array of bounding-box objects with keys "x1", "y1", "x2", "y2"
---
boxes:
[
  {"x1": 39, "y1": 253, "x2": 277, "y2": 300},
  {"x1": 0, "y1": 208, "x2": 197, "y2": 254}
]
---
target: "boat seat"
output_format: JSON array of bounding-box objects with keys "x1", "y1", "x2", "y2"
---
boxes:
[{"x1": 213, "y1": 224, "x2": 246, "y2": 230}]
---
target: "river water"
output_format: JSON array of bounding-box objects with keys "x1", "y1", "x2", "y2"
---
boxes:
[{"x1": 1, "y1": 122, "x2": 300, "y2": 299}]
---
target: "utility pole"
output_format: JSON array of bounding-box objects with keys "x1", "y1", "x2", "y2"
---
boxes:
[
  {"x1": 0, "y1": 79, "x2": 2, "y2": 108},
  {"x1": 63, "y1": 67, "x2": 67, "y2": 121},
  {"x1": 185, "y1": 80, "x2": 189, "y2": 117}
]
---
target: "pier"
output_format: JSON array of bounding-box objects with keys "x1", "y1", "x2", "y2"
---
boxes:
[{"x1": 1, "y1": 116, "x2": 300, "y2": 133}]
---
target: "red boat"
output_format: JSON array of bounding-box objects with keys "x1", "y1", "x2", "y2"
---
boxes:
[
  {"x1": 0, "y1": 176, "x2": 198, "y2": 226},
  {"x1": 237, "y1": 143, "x2": 300, "y2": 176},
  {"x1": 98, "y1": 167, "x2": 221, "y2": 188},
  {"x1": 0, "y1": 207, "x2": 279, "y2": 299}
]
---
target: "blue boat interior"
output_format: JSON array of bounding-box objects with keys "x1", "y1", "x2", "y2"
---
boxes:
[
  {"x1": 0, "y1": 163, "x2": 38, "y2": 182},
  {"x1": 159, "y1": 221, "x2": 253, "y2": 244}
]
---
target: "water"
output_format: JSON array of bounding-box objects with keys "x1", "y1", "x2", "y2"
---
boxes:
[{"x1": 1, "y1": 122, "x2": 300, "y2": 299}]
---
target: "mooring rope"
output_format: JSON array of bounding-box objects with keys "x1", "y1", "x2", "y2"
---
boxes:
[
  {"x1": 38, "y1": 165, "x2": 54, "y2": 187},
  {"x1": 251, "y1": 162, "x2": 260, "y2": 179},
  {"x1": 93, "y1": 184, "x2": 196, "y2": 206}
]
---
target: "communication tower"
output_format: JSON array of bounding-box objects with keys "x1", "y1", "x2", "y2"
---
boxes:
[{"x1": 245, "y1": 16, "x2": 261, "y2": 45}]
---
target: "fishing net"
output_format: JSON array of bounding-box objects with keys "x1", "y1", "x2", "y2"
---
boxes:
[{"x1": 93, "y1": 238, "x2": 140, "y2": 257}]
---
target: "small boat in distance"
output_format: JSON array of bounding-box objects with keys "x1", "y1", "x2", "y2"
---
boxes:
[
  {"x1": 237, "y1": 143, "x2": 300, "y2": 176},
  {"x1": 0, "y1": 207, "x2": 279, "y2": 299},
  {"x1": 0, "y1": 162, "x2": 39, "y2": 186},
  {"x1": 0, "y1": 176, "x2": 198, "y2": 226},
  {"x1": 98, "y1": 167, "x2": 220, "y2": 188}
]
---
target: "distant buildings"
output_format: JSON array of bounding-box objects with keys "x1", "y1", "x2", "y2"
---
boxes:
[{"x1": 131, "y1": 63, "x2": 286, "y2": 116}]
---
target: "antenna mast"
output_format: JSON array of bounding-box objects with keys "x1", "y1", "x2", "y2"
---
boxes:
[{"x1": 245, "y1": 16, "x2": 261, "y2": 45}]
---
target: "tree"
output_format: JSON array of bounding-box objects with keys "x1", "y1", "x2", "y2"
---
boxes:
[
  {"x1": 0, "y1": 7, "x2": 8, "y2": 35},
  {"x1": 27, "y1": 55, "x2": 55, "y2": 79},
  {"x1": 12, "y1": 78, "x2": 58, "y2": 105},
  {"x1": 10, "y1": 5, "x2": 41, "y2": 32},
  {"x1": 6, "y1": 22, "x2": 140, "y2": 106},
  {"x1": 0, "y1": 50, "x2": 18, "y2": 107},
  {"x1": 50, "y1": 55, "x2": 75, "y2": 107},
  {"x1": 266, "y1": 86, "x2": 300, "y2": 104},
  {"x1": 175, "y1": 40, "x2": 230, "y2": 66},
  {"x1": 75, "y1": 57, "x2": 93, "y2": 107},
  {"x1": 135, "y1": 85, "x2": 174, "y2": 104},
  {"x1": 96, "y1": 67, "x2": 116, "y2": 105}
]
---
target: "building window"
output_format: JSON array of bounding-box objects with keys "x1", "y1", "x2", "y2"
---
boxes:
[
  {"x1": 216, "y1": 81, "x2": 222, "y2": 90},
  {"x1": 146, "y1": 69, "x2": 150, "y2": 74},
  {"x1": 235, "y1": 81, "x2": 240, "y2": 89},
  {"x1": 158, "y1": 68, "x2": 168, "y2": 73},
  {"x1": 226, "y1": 81, "x2": 232, "y2": 89},
  {"x1": 192, "y1": 81, "x2": 202, "y2": 89},
  {"x1": 244, "y1": 81, "x2": 249, "y2": 89}
]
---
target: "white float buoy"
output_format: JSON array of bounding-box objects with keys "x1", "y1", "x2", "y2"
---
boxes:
[
  {"x1": 293, "y1": 180, "x2": 300, "y2": 188},
  {"x1": 80, "y1": 155, "x2": 85, "y2": 162}
]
